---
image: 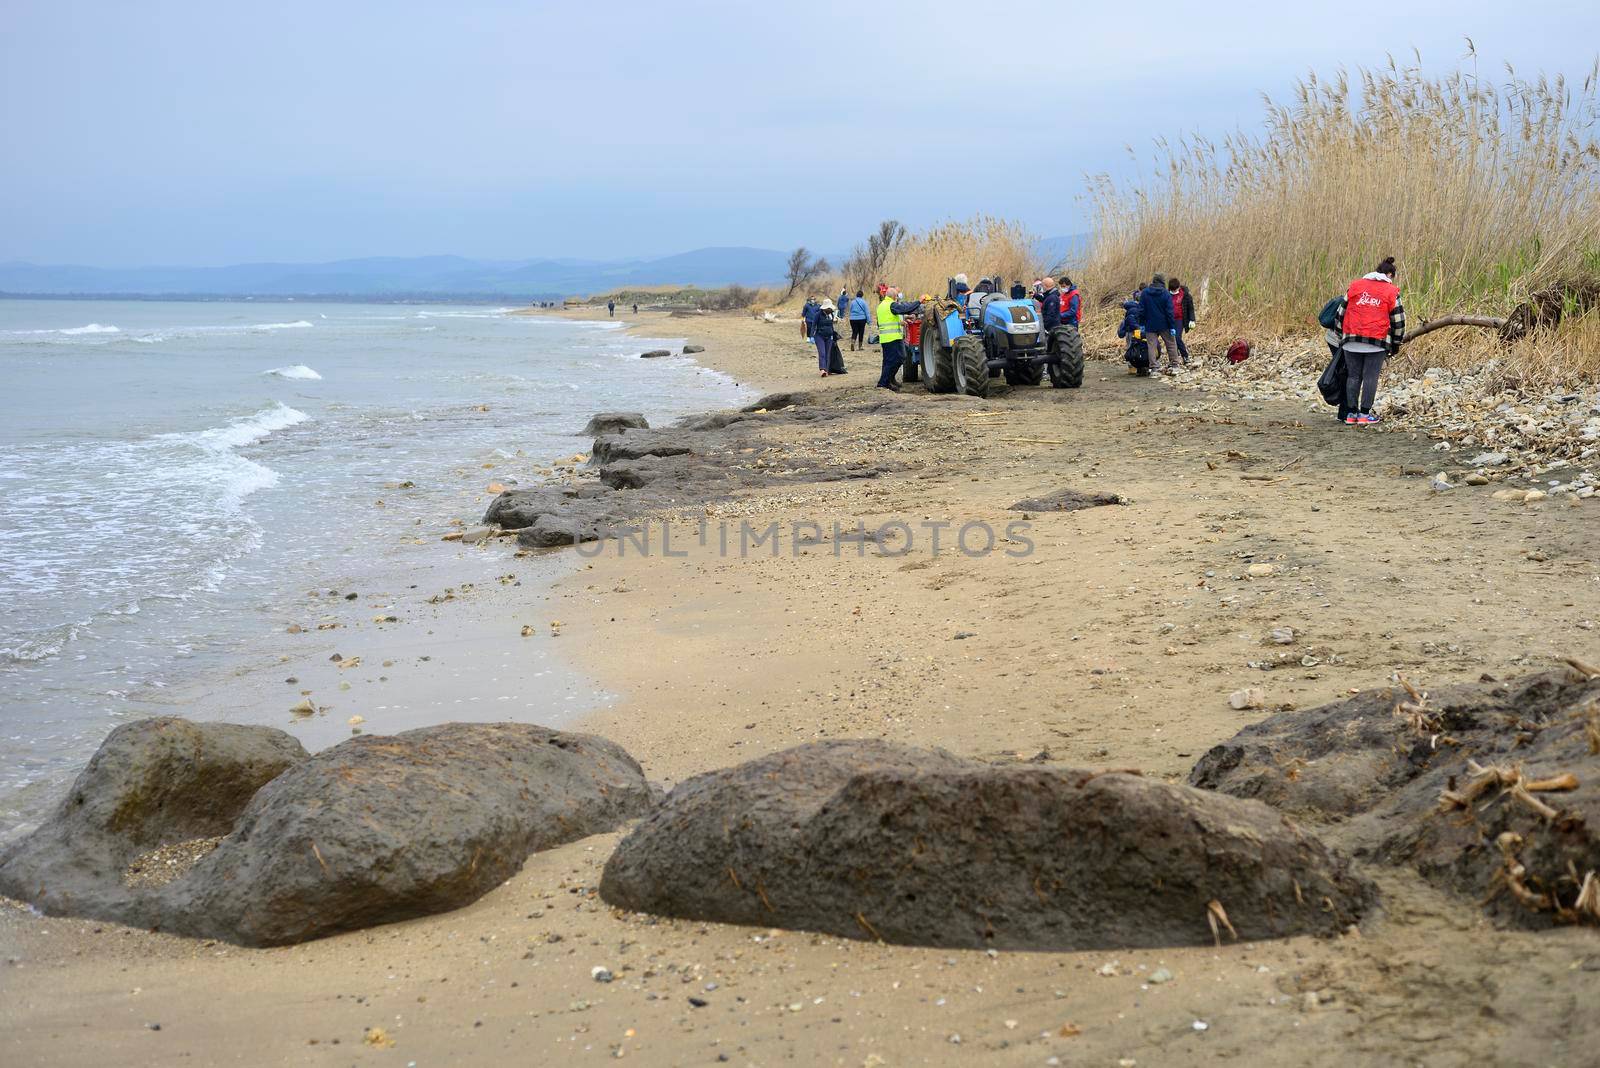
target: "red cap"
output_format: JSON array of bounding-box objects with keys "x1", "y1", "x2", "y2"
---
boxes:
[{"x1": 876, "y1": 283, "x2": 889, "y2": 295}]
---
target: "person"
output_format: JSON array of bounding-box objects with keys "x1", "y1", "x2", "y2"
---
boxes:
[
  {"x1": 874, "y1": 284, "x2": 923, "y2": 391},
  {"x1": 839, "y1": 287, "x2": 851, "y2": 319},
  {"x1": 1117, "y1": 296, "x2": 1151, "y2": 375},
  {"x1": 632, "y1": 303, "x2": 638, "y2": 315},
  {"x1": 1334, "y1": 256, "x2": 1405, "y2": 424},
  {"x1": 813, "y1": 299, "x2": 839, "y2": 376},
  {"x1": 1168, "y1": 277, "x2": 1195, "y2": 364},
  {"x1": 1059, "y1": 276, "x2": 1082, "y2": 328},
  {"x1": 1137, "y1": 273, "x2": 1181, "y2": 373},
  {"x1": 607, "y1": 300, "x2": 615, "y2": 318},
  {"x1": 1036, "y1": 276, "x2": 1061, "y2": 334},
  {"x1": 847, "y1": 290, "x2": 870, "y2": 350},
  {"x1": 801, "y1": 296, "x2": 818, "y2": 341}
]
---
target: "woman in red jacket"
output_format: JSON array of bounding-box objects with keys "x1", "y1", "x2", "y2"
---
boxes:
[{"x1": 1333, "y1": 256, "x2": 1405, "y2": 425}]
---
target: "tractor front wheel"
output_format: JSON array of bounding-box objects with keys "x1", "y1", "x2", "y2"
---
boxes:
[
  {"x1": 1048, "y1": 326, "x2": 1085, "y2": 388},
  {"x1": 952, "y1": 335, "x2": 989, "y2": 397}
]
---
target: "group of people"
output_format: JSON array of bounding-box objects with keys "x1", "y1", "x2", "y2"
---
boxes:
[
  {"x1": 801, "y1": 290, "x2": 873, "y2": 377},
  {"x1": 1116, "y1": 274, "x2": 1196, "y2": 376},
  {"x1": 794, "y1": 258, "x2": 1402, "y2": 421}
]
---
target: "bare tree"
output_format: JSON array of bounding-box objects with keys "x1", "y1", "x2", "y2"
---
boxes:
[
  {"x1": 782, "y1": 247, "x2": 831, "y2": 301},
  {"x1": 843, "y1": 219, "x2": 906, "y2": 290}
]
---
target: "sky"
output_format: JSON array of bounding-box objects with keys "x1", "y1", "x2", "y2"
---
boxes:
[{"x1": 2, "y1": 0, "x2": 1598, "y2": 267}]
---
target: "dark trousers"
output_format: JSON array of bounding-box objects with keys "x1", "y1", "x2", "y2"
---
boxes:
[
  {"x1": 1175, "y1": 327, "x2": 1190, "y2": 363},
  {"x1": 815, "y1": 334, "x2": 833, "y2": 371},
  {"x1": 1344, "y1": 348, "x2": 1385, "y2": 413},
  {"x1": 849, "y1": 319, "x2": 866, "y2": 347},
  {"x1": 877, "y1": 339, "x2": 905, "y2": 387}
]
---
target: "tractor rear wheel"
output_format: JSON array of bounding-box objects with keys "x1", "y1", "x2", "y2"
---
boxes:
[
  {"x1": 1048, "y1": 326, "x2": 1085, "y2": 388},
  {"x1": 952, "y1": 335, "x2": 989, "y2": 397},
  {"x1": 921, "y1": 329, "x2": 955, "y2": 393}
]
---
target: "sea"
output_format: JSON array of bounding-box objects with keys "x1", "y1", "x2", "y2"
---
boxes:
[{"x1": 0, "y1": 299, "x2": 750, "y2": 838}]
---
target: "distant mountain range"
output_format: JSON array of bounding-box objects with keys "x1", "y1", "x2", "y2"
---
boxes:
[{"x1": 0, "y1": 236, "x2": 1088, "y2": 302}]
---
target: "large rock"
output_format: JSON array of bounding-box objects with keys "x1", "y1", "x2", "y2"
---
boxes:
[
  {"x1": 590, "y1": 429, "x2": 695, "y2": 466},
  {"x1": 1190, "y1": 669, "x2": 1600, "y2": 926},
  {"x1": 483, "y1": 484, "x2": 628, "y2": 547},
  {"x1": 639, "y1": 349, "x2": 672, "y2": 359},
  {"x1": 170, "y1": 723, "x2": 654, "y2": 945},
  {"x1": 599, "y1": 454, "x2": 723, "y2": 491},
  {"x1": 0, "y1": 718, "x2": 307, "y2": 920},
  {"x1": 581, "y1": 412, "x2": 649, "y2": 436},
  {"x1": 600, "y1": 740, "x2": 1374, "y2": 950}
]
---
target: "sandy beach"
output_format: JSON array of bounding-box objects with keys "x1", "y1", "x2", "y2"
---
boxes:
[{"x1": 4, "y1": 309, "x2": 1599, "y2": 1067}]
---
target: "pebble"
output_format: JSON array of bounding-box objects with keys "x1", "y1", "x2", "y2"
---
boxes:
[
  {"x1": 1269, "y1": 627, "x2": 1295, "y2": 645},
  {"x1": 1246, "y1": 563, "x2": 1276, "y2": 578},
  {"x1": 591, "y1": 966, "x2": 613, "y2": 983},
  {"x1": 1148, "y1": 967, "x2": 1174, "y2": 984}
]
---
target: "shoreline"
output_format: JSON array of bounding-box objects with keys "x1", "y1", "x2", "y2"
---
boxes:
[{"x1": 4, "y1": 311, "x2": 1598, "y2": 1065}]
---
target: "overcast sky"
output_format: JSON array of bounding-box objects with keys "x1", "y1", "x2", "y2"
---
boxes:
[{"x1": 3, "y1": 0, "x2": 1597, "y2": 266}]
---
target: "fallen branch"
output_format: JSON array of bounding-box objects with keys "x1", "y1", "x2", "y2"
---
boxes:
[
  {"x1": 1403, "y1": 314, "x2": 1507, "y2": 344},
  {"x1": 1206, "y1": 899, "x2": 1238, "y2": 947}
]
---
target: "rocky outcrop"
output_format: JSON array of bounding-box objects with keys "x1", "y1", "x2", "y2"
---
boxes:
[
  {"x1": 589, "y1": 430, "x2": 696, "y2": 466},
  {"x1": 171, "y1": 723, "x2": 653, "y2": 945},
  {"x1": 600, "y1": 740, "x2": 1374, "y2": 950},
  {"x1": 1190, "y1": 669, "x2": 1600, "y2": 927},
  {"x1": 0, "y1": 718, "x2": 307, "y2": 921},
  {"x1": 481, "y1": 484, "x2": 629, "y2": 547},
  {"x1": 1009, "y1": 488, "x2": 1125, "y2": 512},
  {"x1": 639, "y1": 349, "x2": 671, "y2": 359},
  {"x1": 581, "y1": 412, "x2": 649, "y2": 436}
]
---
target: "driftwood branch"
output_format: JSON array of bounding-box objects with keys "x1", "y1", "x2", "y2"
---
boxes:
[{"x1": 1403, "y1": 315, "x2": 1508, "y2": 343}]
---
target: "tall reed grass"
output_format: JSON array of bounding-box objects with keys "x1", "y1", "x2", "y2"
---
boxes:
[
  {"x1": 1081, "y1": 53, "x2": 1600, "y2": 380},
  {"x1": 877, "y1": 216, "x2": 1041, "y2": 301}
]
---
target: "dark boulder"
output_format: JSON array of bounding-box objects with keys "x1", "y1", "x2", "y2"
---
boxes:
[
  {"x1": 516, "y1": 508, "x2": 622, "y2": 547},
  {"x1": 1191, "y1": 669, "x2": 1600, "y2": 927},
  {"x1": 599, "y1": 454, "x2": 723, "y2": 491},
  {"x1": 581, "y1": 412, "x2": 649, "y2": 436},
  {"x1": 590, "y1": 430, "x2": 695, "y2": 466},
  {"x1": 682, "y1": 344, "x2": 705, "y2": 354},
  {"x1": 674, "y1": 411, "x2": 747, "y2": 432},
  {"x1": 170, "y1": 723, "x2": 654, "y2": 946},
  {"x1": 483, "y1": 485, "x2": 625, "y2": 543},
  {"x1": 639, "y1": 349, "x2": 672, "y2": 359},
  {"x1": 0, "y1": 718, "x2": 306, "y2": 921},
  {"x1": 600, "y1": 740, "x2": 1373, "y2": 950}
]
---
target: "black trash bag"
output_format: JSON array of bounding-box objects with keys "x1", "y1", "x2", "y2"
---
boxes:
[
  {"x1": 1316, "y1": 346, "x2": 1346, "y2": 407},
  {"x1": 828, "y1": 338, "x2": 847, "y2": 374},
  {"x1": 1124, "y1": 336, "x2": 1150, "y2": 371}
]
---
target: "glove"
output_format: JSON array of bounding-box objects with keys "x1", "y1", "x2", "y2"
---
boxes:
[{"x1": 1134, "y1": 328, "x2": 1143, "y2": 340}]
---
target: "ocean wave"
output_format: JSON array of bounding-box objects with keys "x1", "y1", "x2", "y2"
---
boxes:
[
  {"x1": 1, "y1": 323, "x2": 122, "y2": 339},
  {"x1": 188, "y1": 402, "x2": 309, "y2": 451},
  {"x1": 262, "y1": 364, "x2": 323, "y2": 380},
  {"x1": 251, "y1": 320, "x2": 313, "y2": 331},
  {"x1": 414, "y1": 308, "x2": 512, "y2": 319}
]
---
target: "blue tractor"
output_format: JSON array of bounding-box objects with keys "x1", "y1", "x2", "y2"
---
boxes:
[{"x1": 906, "y1": 277, "x2": 1084, "y2": 397}]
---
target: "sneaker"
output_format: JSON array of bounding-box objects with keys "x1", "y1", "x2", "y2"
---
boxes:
[
  {"x1": 1344, "y1": 413, "x2": 1360, "y2": 425},
  {"x1": 1356, "y1": 412, "x2": 1380, "y2": 424}
]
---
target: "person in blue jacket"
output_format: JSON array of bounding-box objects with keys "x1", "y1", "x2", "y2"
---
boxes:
[
  {"x1": 847, "y1": 290, "x2": 871, "y2": 350},
  {"x1": 1137, "y1": 273, "x2": 1181, "y2": 373},
  {"x1": 1118, "y1": 297, "x2": 1151, "y2": 376},
  {"x1": 801, "y1": 296, "x2": 818, "y2": 341}
]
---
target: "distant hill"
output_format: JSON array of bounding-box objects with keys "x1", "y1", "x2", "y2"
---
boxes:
[{"x1": 0, "y1": 247, "x2": 799, "y2": 301}]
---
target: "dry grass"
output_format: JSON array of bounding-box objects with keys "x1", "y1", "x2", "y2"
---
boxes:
[
  {"x1": 878, "y1": 216, "x2": 1041, "y2": 301},
  {"x1": 1081, "y1": 53, "x2": 1600, "y2": 382}
]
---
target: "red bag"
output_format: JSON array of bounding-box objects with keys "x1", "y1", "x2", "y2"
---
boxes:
[{"x1": 1225, "y1": 340, "x2": 1252, "y2": 364}]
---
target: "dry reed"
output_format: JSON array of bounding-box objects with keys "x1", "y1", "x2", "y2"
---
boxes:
[{"x1": 1081, "y1": 52, "x2": 1600, "y2": 381}]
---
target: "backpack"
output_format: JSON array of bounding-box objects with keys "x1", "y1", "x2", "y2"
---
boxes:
[
  {"x1": 1225, "y1": 340, "x2": 1252, "y2": 364},
  {"x1": 1317, "y1": 295, "x2": 1342, "y2": 331}
]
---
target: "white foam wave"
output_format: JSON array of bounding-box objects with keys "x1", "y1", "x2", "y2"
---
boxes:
[
  {"x1": 3, "y1": 323, "x2": 122, "y2": 338},
  {"x1": 262, "y1": 364, "x2": 323, "y2": 380},
  {"x1": 190, "y1": 402, "x2": 309, "y2": 451},
  {"x1": 414, "y1": 308, "x2": 512, "y2": 319},
  {"x1": 251, "y1": 320, "x2": 313, "y2": 331}
]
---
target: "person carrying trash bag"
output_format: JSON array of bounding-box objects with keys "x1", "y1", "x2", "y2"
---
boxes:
[
  {"x1": 1315, "y1": 292, "x2": 1350, "y2": 421},
  {"x1": 813, "y1": 299, "x2": 840, "y2": 377},
  {"x1": 1117, "y1": 296, "x2": 1151, "y2": 376},
  {"x1": 1333, "y1": 256, "x2": 1405, "y2": 425}
]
